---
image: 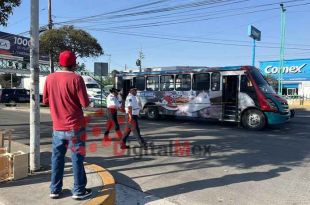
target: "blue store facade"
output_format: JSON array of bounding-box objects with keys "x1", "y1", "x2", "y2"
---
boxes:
[{"x1": 259, "y1": 58, "x2": 310, "y2": 97}]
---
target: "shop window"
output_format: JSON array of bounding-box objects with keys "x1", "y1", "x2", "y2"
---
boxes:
[{"x1": 193, "y1": 73, "x2": 210, "y2": 91}]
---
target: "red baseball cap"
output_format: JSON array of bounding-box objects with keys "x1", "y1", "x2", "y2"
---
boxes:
[{"x1": 59, "y1": 50, "x2": 76, "y2": 67}]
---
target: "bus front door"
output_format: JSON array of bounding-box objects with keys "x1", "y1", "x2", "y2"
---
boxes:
[{"x1": 222, "y1": 75, "x2": 239, "y2": 121}]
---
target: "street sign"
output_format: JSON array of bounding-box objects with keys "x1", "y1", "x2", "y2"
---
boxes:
[
  {"x1": 248, "y1": 25, "x2": 261, "y2": 41},
  {"x1": 94, "y1": 62, "x2": 108, "y2": 76},
  {"x1": 0, "y1": 31, "x2": 48, "y2": 62}
]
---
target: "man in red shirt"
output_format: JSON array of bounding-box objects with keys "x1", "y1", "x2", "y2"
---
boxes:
[{"x1": 43, "y1": 50, "x2": 92, "y2": 200}]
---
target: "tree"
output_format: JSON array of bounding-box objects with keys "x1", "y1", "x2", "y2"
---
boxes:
[
  {"x1": 40, "y1": 25, "x2": 103, "y2": 63},
  {"x1": 0, "y1": 0, "x2": 21, "y2": 27},
  {"x1": 76, "y1": 63, "x2": 87, "y2": 72}
]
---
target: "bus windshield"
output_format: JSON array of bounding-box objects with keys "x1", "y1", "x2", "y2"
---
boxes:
[{"x1": 250, "y1": 68, "x2": 276, "y2": 94}]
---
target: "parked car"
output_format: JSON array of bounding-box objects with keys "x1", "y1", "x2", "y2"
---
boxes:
[
  {"x1": 89, "y1": 94, "x2": 107, "y2": 108},
  {"x1": 0, "y1": 88, "x2": 30, "y2": 104}
]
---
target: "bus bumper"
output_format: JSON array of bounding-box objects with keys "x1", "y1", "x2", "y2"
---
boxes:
[{"x1": 264, "y1": 111, "x2": 291, "y2": 125}]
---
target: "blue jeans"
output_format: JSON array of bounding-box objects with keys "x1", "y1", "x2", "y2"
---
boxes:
[{"x1": 50, "y1": 128, "x2": 87, "y2": 195}]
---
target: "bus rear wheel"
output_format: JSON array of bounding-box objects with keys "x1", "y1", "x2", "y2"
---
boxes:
[
  {"x1": 242, "y1": 109, "x2": 266, "y2": 131},
  {"x1": 145, "y1": 106, "x2": 159, "y2": 120}
]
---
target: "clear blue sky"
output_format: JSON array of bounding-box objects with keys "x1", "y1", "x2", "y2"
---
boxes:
[{"x1": 2, "y1": 0, "x2": 310, "y2": 72}]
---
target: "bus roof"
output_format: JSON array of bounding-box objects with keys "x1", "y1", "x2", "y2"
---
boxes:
[{"x1": 119, "y1": 65, "x2": 254, "y2": 76}]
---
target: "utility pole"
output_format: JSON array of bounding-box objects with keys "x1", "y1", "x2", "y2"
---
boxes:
[
  {"x1": 48, "y1": 0, "x2": 54, "y2": 73},
  {"x1": 278, "y1": 3, "x2": 286, "y2": 95},
  {"x1": 30, "y1": 0, "x2": 40, "y2": 172}
]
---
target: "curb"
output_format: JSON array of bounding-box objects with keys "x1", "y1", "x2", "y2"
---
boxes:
[
  {"x1": 84, "y1": 164, "x2": 116, "y2": 205},
  {"x1": 0, "y1": 106, "x2": 51, "y2": 114}
]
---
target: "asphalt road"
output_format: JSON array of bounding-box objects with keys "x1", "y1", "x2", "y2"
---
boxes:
[{"x1": 0, "y1": 107, "x2": 310, "y2": 205}]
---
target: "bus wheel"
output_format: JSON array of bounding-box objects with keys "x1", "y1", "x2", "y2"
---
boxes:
[
  {"x1": 242, "y1": 109, "x2": 266, "y2": 130},
  {"x1": 145, "y1": 106, "x2": 159, "y2": 120}
]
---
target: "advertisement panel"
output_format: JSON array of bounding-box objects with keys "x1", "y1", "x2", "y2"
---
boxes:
[
  {"x1": 0, "y1": 31, "x2": 48, "y2": 62},
  {"x1": 259, "y1": 59, "x2": 310, "y2": 81}
]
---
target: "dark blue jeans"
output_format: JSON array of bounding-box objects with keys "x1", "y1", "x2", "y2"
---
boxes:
[{"x1": 50, "y1": 128, "x2": 87, "y2": 195}]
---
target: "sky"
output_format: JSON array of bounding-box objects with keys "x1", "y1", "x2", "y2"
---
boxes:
[{"x1": 2, "y1": 0, "x2": 310, "y2": 72}]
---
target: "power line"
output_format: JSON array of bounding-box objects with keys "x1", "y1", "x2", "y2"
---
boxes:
[
  {"x1": 54, "y1": 0, "x2": 174, "y2": 25},
  {"x1": 55, "y1": 0, "x2": 307, "y2": 28},
  {"x1": 55, "y1": 0, "x2": 237, "y2": 25},
  {"x1": 63, "y1": 0, "x2": 249, "y2": 27},
  {"x1": 87, "y1": 29, "x2": 310, "y2": 51},
  {"x1": 86, "y1": 1, "x2": 310, "y2": 30}
]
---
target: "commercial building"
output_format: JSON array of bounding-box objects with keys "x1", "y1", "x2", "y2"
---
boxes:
[{"x1": 259, "y1": 58, "x2": 310, "y2": 98}]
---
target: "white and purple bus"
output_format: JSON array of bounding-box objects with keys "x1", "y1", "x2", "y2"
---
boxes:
[{"x1": 115, "y1": 66, "x2": 293, "y2": 130}]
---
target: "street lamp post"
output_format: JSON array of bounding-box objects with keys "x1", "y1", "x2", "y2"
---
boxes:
[
  {"x1": 278, "y1": 4, "x2": 286, "y2": 95},
  {"x1": 252, "y1": 39, "x2": 256, "y2": 66}
]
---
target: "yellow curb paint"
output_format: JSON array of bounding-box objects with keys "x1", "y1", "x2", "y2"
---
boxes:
[{"x1": 84, "y1": 164, "x2": 116, "y2": 205}]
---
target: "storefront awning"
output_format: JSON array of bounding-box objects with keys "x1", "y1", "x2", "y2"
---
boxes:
[{"x1": 283, "y1": 83, "x2": 299, "y2": 89}]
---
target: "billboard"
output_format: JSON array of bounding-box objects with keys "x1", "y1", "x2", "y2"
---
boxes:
[
  {"x1": 94, "y1": 62, "x2": 108, "y2": 76},
  {"x1": 248, "y1": 25, "x2": 261, "y2": 41},
  {"x1": 259, "y1": 59, "x2": 310, "y2": 81},
  {"x1": 0, "y1": 31, "x2": 48, "y2": 62}
]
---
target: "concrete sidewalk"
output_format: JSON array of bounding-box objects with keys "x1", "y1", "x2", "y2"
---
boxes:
[
  {"x1": 0, "y1": 165, "x2": 105, "y2": 205},
  {"x1": 0, "y1": 140, "x2": 115, "y2": 205}
]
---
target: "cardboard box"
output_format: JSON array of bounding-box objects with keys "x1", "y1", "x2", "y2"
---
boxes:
[
  {"x1": 10, "y1": 151, "x2": 28, "y2": 180},
  {"x1": 0, "y1": 155, "x2": 11, "y2": 182}
]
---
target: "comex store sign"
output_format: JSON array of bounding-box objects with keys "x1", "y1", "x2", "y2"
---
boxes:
[{"x1": 265, "y1": 64, "x2": 306, "y2": 74}]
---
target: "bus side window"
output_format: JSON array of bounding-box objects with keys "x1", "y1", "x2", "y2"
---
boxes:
[
  {"x1": 146, "y1": 76, "x2": 159, "y2": 91},
  {"x1": 211, "y1": 72, "x2": 220, "y2": 91},
  {"x1": 193, "y1": 73, "x2": 210, "y2": 91},
  {"x1": 240, "y1": 75, "x2": 254, "y2": 92},
  {"x1": 133, "y1": 76, "x2": 145, "y2": 91},
  {"x1": 175, "y1": 74, "x2": 191, "y2": 91},
  {"x1": 160, "y1": 75, "x2": 174, "y2": 91}
]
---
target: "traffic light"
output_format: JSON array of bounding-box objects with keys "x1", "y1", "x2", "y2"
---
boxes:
[{"x1": 136, "y1": 59, "x2": 141, "y2": 67}]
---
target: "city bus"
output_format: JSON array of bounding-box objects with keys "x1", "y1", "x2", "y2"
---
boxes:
[{"x1": 115, "y1": 66, "x2": 293, "y2": 130}]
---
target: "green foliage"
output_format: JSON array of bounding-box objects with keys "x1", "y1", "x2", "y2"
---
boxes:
[
  {"x1": 102, "y1": 76, "x2": 114, "y2": 85},
  {"x1": 76, "y1": 63, "x2": 86, "y2": 72},
  {"x1": 40, "y1": 25, "x2": 103, "y2": 62},
  {"x1": 0, "y1": 0, "x2": 21, "y2": 27}
]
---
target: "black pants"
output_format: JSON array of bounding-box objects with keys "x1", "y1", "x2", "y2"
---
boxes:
[
  {"x1": 122, "y1": 115, "x2": 145, "y2": 146},
  {"x1": 104, "y1": 109, "x2": 120, "y2": 136}
]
